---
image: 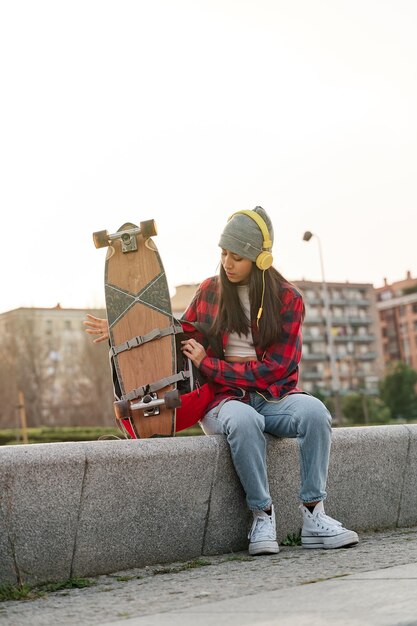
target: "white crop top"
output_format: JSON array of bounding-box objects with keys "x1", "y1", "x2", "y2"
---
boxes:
[{"x1": 224, "y1": 285, "x2": 257, "y2": 360}]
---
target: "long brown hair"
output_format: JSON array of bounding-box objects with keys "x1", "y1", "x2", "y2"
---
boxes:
[{"x1": 211, "y1": 264, "x2": 303, "y2": 351}]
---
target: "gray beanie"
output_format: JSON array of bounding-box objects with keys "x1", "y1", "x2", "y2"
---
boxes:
[{"x1": 218, "y1": 206, "x2": 274, "y2": 262}]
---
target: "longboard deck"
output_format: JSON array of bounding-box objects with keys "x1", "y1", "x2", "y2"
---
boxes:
[{"x1": 102, "y1": 222, "x2": 177, "y2": 437}]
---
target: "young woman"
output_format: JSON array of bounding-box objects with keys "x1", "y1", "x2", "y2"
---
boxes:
[{"x1": 85, "y1": 207, "x2": 359, "y2": 556}]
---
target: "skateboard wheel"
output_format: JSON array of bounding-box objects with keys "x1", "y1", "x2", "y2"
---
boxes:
[
  {"x1": 140, "y1": 219, "x2": 157, "y2": 238},
  {"x1": 93, "y1": 230, "x2": 110, "y2": 248},
  {"x1": 164, "y1": 389, "x2": 181, "y2": 409},
  {"x1": 114, "y1": 399, "x2": 131, "y2": 420}
]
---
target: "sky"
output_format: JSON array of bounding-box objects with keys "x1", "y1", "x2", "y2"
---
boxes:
[{"x1": 0, "y1": 0, "x2": 416, "y2": 314}]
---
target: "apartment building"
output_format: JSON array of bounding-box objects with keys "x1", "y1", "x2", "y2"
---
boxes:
[
  {"x1": 171, "y1": 280, "x2": 384, "y2": 395},
  {"x1": 375, "y1": 271, "x2": 417, "y2": 371},
  {"x1": 294, "y1": 280, "x2": 384, "y2": 395},
  {"x1": 0, "y1": 272, "x2": 393, "y2": 428}
]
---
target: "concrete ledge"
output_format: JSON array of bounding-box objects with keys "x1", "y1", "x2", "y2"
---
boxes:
[{"x1": 1, "y1": 425, "x2": 416, "y2": 586}]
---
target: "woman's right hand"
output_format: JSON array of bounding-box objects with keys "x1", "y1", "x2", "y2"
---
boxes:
[{"x1": 83, "y1": 314, "x2": 110, "y2": 344}]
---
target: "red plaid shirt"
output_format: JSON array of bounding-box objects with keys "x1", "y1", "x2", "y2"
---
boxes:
[{"x1": 181, "y1": 276, "x2": 303, "y2": 409}]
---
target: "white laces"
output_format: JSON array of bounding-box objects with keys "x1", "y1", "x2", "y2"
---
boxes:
[
  {"x1": 249, "y1": 514, "x2": 275, "y2": 540},
  {"x1": 303, "y1": 503, "x2": 343, "y2": 528},
  {"x1": 318, "y1": 511, "x2": 343, "y2": 527},
  {"x1": 314, "y1": 510, "x2": 344, "y2": 530}
]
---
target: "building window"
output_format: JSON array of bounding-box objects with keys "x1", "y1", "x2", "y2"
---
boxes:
[
  {"x1": 379, "y1": 290, "x2": 393, "y2": 301},
  {"x1": 306, "y1": 305, "x2": 320, "y2": 318},
  {"x1": 349, "y1": 290, "x2": 361, "y2": 300},
  {"x1": 312, "y1": 343, "x2": 326, "y2": 354},
  {"x1": 65, "y1": 320, "x2": 72, "y2": 330},
  {"x1": 346, "y1": 306, "x2": 359, "y2": 317},
  {"x1": 45, "y1": 320, "x2": 52, "y2": 335},
  {"x1": 339, "y1": 362, "x2": 349, "y2": 374}
]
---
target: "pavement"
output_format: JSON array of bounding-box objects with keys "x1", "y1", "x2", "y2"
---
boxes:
[{"x1": 1, "y1": 527, "x2": 417, "y2": 626}]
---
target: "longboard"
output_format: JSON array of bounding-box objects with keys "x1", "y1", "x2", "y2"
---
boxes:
[{"x1": 93, "y1": 221, "x2": 180, "y2": 438}]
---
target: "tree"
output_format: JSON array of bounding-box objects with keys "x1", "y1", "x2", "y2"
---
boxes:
[
  {"x1": 78, "y1": 334, "x2": 114, "y2": 426},
  {"x1": 0, "y1": 316, "x2": 46, "y2": 428},
  {"x1": 378, "y1": 361, "x2": 417, "y2": 421},
  {"x1": 0, "y1": 343, "x2": 18, "y2": 429},
  {"x1": 341, "y1": 393, "x2": 391, "y2": 425},
  {"x1": 0, "y1": 311, "x2": 114, "y2": 428}
]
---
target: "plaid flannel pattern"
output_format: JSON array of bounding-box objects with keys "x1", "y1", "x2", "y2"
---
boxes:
[{"x1": 181, "y1": 276, "x2": 303, "y2": 407}]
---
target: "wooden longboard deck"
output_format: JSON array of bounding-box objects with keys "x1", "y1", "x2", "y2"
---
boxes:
[{"x1": 103, "y1": 222, "x2": 176, "y2": 437}]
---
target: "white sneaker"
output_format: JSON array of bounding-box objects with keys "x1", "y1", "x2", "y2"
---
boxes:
[
  {"x1": 300, "y1": 501, "x2": 359, "y2": 549},
  {"x1": 248, "y1": 505, "x2": 279, "y2": 556}
]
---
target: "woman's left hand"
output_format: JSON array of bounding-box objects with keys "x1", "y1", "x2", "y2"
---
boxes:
[
  {"x1": 83, "y1": 314, "x2": 110, "y2": 343},
  {"x1": 181, "y1": 339, "x2": 206, "y2": 368}
]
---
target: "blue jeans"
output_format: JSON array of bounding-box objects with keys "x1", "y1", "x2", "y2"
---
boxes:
[{"x1": 200, "y1": 392, "x2": 332, "y2": 511}]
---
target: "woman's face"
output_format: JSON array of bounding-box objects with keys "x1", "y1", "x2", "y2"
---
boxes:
[{"x1": 220, "y1": 248, "x2": 253, "y2": 285}]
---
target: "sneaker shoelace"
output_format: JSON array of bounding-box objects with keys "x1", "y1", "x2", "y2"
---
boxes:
[
  {"x1": 249, "y1": 515, "x2": 275, "y2": 540},
  {"x1": 314, "y1": 510, "x2": 344, "y2": 530}
]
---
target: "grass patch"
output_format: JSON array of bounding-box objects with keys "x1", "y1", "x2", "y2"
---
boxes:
[
  {"x1": 153, "y1": 558, "x2": 212, "y2": 575},
  {"x1": 0, "y1": 426, "x2": 122, "y2": 446},
  {"x1": 39, "y1": 577, "x2": 96, "y2": 593},
  {"x1": 0, "y1": 583, "x2": 32, "y2": 602},
  {"x1": 181, "y1": 558, "x2": 212, "y2": 569},
  {"x1": 281, "y1": 531, "x2": 302, "y2": 547},
  {"x1": 0, "y1": 424, "x2": 203, "y2": 446},
  {"x1": 0, "y1": 577, "x2": 95, "y2": 603},
  {"x1": 176, "y1": 426, "x2": 203, "y2": 437},
  {"x1": 223, "y1": 555, "x2": 253, "y2": 562}
]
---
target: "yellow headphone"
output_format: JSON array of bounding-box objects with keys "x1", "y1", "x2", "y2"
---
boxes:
[{"x1": 228, "y1": 210, "x2": 273, "y2": 270}]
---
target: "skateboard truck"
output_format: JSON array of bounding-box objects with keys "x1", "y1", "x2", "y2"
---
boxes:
[
  {"x1": 93, "y1": 220, "x2": 158, "y2": 252},
  {"x1": 120, "y1": 232, "x2": 137, "y2": 253},
  {"x1": 114, "y1": 389, "x2": 181, "y2": 421},
  {"x1": 139, "y1": 393, "x2": 162, "y2": 416}
]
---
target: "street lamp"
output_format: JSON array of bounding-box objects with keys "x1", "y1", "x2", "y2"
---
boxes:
[{"x1": 302, "y1": 231, "x2": 343, "y2": 423}]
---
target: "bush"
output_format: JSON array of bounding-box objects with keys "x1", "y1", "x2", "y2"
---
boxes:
[
  {"x1": 341, "y1": 393, "x2": 391, "y2": 425},
  {"x1": 0, "y1": 423, "x2": 204, "y2": 446},
  {"x1": 0, "y1": 426, "x2": 122, "y2": 446},
  {"x1": 379, "y1": 361, "x2": 417, "y2": 420}
]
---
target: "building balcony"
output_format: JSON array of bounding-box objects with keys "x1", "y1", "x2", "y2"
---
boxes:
[
  {"x1": 300, "y1": 371, "x2": 323, "y2": 380},
  {"x1": 304, "y1": 316, "x2": 373, "y2": 327},
  {"x1": 304, "y1": 296, "x2": 371, "y2": 307},
  {"x1": 356, "y1": 352, "x2": 377, "y2": 361},
  {"x1": 303, "y1": 297, "x2": 323, "y2": 306},
  {"x1": 303, "y1": 334, "x2": 326, "y2": 342},
  {"x1": 304, "y1": 315, "x2": 326, "y2": 323},
  {"x1": 333, "y1": 335, "x2": 375, "y2": 343},
  {"x1": 301, "y1": 353, "x2": 327, "y2": 360},
  {"x1": 304, "y1": 334, "x2": 375, "y2": 344},
  {"x1": 328, "y1": 316, "x2": 373, "y2": 325},
  {"x1": 329, "y1": 298, "x2": 370, "y2": 307}
]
